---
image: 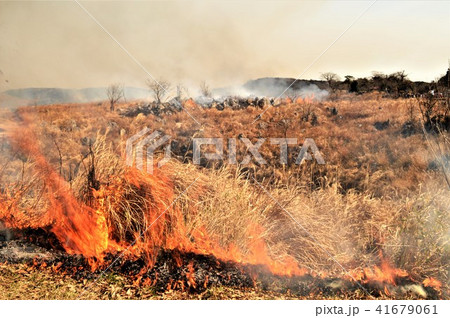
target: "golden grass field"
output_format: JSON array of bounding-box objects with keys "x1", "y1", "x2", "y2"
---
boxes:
[{"x1": 0, "y1": 92, "x2": 448, "y2": 299}]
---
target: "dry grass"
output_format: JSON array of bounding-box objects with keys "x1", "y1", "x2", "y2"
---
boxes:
[{"x1": 0, "y1": 93, "x2": 448, "y2": 296}]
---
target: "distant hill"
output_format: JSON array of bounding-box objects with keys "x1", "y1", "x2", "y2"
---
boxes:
[
  {"x1": 0, "y1": 92, "x2": 30, "y2": 109},
  {"x1": 0, "y1": 78, "x2": 330, "y2": 108},
  {"x1": 0, "y1": 87, "x2": 149, "y2": 108}
]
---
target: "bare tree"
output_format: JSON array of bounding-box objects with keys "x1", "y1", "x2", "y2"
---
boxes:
[
  {"x1": 147, "y1": 78, "x2": 171, "y2": 104},
  {"x1": 320, "y1": 72, "x2": 341, "y2": 91},
  {"x1": 175, "y1": 84, "x2": 187, "y2": 101},
  {"x1": 199, "y1": 81, "x2": 212, "y2": 97},
  {"x1": 106, "y1": 83, "x2": 124, "y2": 111},
  {"x1": 391, "y1": 70, "x2": 408, "y2": 82}
]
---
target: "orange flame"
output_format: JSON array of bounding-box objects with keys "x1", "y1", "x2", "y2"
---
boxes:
[
  {"x1": 423, "y1": 277, "x2": 442, "y2": 291},
  {"x1": 186, "y1": 261, "x2": 197, "y2": 289},
  {"x1": 350, "y1": 253, "x2": 409, "y2": 286}
]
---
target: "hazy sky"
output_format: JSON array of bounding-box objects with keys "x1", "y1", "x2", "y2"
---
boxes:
[{"x1": 0, "y1": 0, "x2": 449, "y2": 90}]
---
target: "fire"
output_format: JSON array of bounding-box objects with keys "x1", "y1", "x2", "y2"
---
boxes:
[
  {"x1": 423, "y1": 277, "x2": 442, "y2": 291},
  {"x1": 0, "y1": 114, "x2": 443, "y2": 296},
  {"x1": 0, "y1": 117, "x2": 309, "y2": 278},
  {"x1": 186, "y1": 261, "x2": 197, "y2": 289},
  {"x1": 350, "y1": 253, "x2": 409, "y2": 286},
  {"x1": 1, "y1": 121, "x2": 112, "y2": 261}
]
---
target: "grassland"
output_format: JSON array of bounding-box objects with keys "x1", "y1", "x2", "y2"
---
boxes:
[{"x1": 0, "y1": 92, "x2": 448, "y2": 299}]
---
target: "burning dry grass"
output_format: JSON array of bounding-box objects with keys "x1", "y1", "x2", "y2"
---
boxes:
[{"x1": 0, "y1": 93, "x2": 448, "y2": 299}]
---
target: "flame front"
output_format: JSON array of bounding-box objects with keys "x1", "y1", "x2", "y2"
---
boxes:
[
  {"x1": 0, "y1": 118, "x2": 308, "y2": 277},
  {"x1": 1, "y1": 122, "x2": 111, "y2": 260}
]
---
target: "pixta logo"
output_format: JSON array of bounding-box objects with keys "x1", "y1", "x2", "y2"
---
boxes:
[
  {"x1": 126, "y1": 127, "x2": 171, "y2": 174},
  {"x1": 126, "y1": 128, "x2": 325, "y2": 174}
]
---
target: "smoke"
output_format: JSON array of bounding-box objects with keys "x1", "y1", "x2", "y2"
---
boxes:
[
  {"x1": 291, "y1": 84, "x2": 329, "y2": 100},
  {"x1": 0, "y1": 1, "x2": 322, "y2": 91},
  {"x1": 212, "y1": 78, "x2": 329, "y2": 100},
  {"x1": 1, "y1": 1, "x2": 448, "y2": 92},
  {"x1": 1, "y1": 78, "x2": 330, "y2": 107}
]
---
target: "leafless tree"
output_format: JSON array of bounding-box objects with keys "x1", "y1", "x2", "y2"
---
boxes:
[
  {"x1": 320, "y1": 72, "x2": 341, "y2": 91},
  {"x1": 106, "y1": 83, "x2": 124, "y2": 111},
  {"x1": 147, "y1": 78, "x2": 171, "y2": 104},
  {"x1": 391, "y1": 70, "x2": 408, "y2": 82},
  {"x1": 175, "y1": 84, "x2": 187, "y2": 101},
  {"x1": 278, "y1": 118, "x2": 292, "y2": 138},
  {"x1": 200, "y1": 81, "x2": 212, "y2": 97}
]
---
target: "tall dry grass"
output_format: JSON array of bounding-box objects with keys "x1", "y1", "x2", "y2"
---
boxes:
[{"x1": 0, "y1": 94, "x2": 448, "y2": 283}]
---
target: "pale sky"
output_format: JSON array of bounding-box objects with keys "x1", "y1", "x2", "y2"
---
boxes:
[{"x1": 0, "y1": 0, "x2": 449, "y2": 90}]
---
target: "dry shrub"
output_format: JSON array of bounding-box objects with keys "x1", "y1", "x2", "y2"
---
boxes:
[
  {"x1": 70, "y1": 132, "x2": 173, "y2": 244},
  {"x1": 385, "y1": 188, "x2": 449, "y2": 280},
  {"x1": 0, "y1": 152, "x2": 51, "y2": 227},
  {"x1": 94, "y1": 173, "x2": 151, "y2": 242},
  {"x1": 71, "y1": 131, "x2": 123, "y2": 203},
  {"x1": 94, "y1": 167, "x2": 176, "y2": 248},
  {"x1": 169, "y1": 163, "x2": 273, "y2": 254}
]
